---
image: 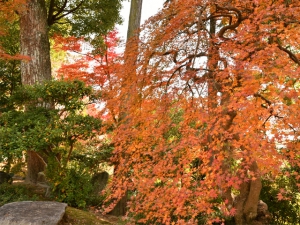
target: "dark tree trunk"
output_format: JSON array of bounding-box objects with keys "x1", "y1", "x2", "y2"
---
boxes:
[
  {"x1": 111, "y1": 0, "x2": 143, "y2": 216},
  {"x1": 20, "y1": 0, "x2": 51, "y2": 85},
  {"x1": 20, "y1": 0, "x2": 51, "y2": 183},
  {"x1": 108, "y1": 193, "x2": 127, "y2": 216}
]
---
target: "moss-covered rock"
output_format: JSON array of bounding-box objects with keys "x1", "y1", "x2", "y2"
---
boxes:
[{"x1": 59, "y1": 207, "x2": 112, "y2": 225}]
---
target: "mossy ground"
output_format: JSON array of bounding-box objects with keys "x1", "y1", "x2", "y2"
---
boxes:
[{"x1": 59, "y1": 207, "x2": 113, "y2": 225}]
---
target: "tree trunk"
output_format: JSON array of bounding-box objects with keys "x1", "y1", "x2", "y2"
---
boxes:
[
  {"x1": 110, "y1": 0, "x2": 143, "y2": 216},
  {"x1": 25, "y1": 151, "x2": 47, "y2": 183},
  {"x1": 126, "y1": 0, "x2": 143, "y2": 41},
  {"x1": 20, "y1": 0, "x2": 51, "y2": 183},
  {"x1": 234, "y1": 162, "x2": 263, "y2": 225},
  {"x1": 20, "y1": 0, "x2": 51, "y2": 85},
  {"x1": 108, "y1": 193, "x2": 127, "y2": 216},
  {"x1": 207, "y1": 12, "x2": 263, "y2": 225}
]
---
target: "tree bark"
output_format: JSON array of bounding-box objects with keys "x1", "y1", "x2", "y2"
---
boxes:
[
  {"x1": 108, "y1": 193, "x2": 127, "y2": 216},
  {"x1": 234, "y1": 162, "x2": 262, "y2": 225},
  {"x1": 25, "y1": 151, "x2": 47, "y2": 183},
  {"x1": 20, "y1": 0, "x2": 51, "y2": 85},
  {"x1": 20, "y1": 0, "x2": 51, "y2": 183},
  {"x1": 126, "y1": 0, "x2": 143, "y2": 41}
]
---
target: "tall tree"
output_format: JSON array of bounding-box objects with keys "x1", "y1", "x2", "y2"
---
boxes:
[
  {"x1": 108, "y1": 0, "x2": 143, "y2": 216},
  {"x1": 19, "y1": 0, "x2": 123, "y2": 84},
  {"x1": 19, "y1": 0, "x2": 53, "y2": 183},
  {"x1": 108, "y1": 1, "x2": 300, "y2": 224},
  {"x1": 127, "y1": 0, "x2": 143, "y2": 41},
  {"x1": 17, "y1": 0, "x2": 123, "y2": 183},
  {"x1": 20, "y1": 0, "x2": 52, "y2": 85}
]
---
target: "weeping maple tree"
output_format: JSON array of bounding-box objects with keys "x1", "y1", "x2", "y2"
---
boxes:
[{"x1": 106, "y1": 0, "x2": 300, "y2": 224}]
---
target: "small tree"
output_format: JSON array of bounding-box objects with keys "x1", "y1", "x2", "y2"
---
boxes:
[{"x1": 0, "y1": 80, "x2": 102, "y2": 183}]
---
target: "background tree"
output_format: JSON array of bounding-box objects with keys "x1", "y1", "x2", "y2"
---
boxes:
[
  {"x1": 19, "y1": 0, "x2": 123, "y2": 85},
  {"x1": 53, "y1": 30, "x2": 121, "y2": 122},
  {"x1": 0, "y1": 21, "x2": 22, "y2": 114},
  {"x1": 127, "y1": 0, "x2": 143, "y2": 41},
  {"x1": 107, "y1": 1, "x2": 300, "y2": 224},
  {"x1": 109, "y1": 0, "x2": 144, "y2": 216},
  {"x1": 0, "y1": 0, "x2": 25, "y2": 59}
]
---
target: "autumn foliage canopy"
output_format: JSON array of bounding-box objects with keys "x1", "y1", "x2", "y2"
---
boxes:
[
  {"x1": 103, "y1": 0, "x2": 300, "y2": 224},
  {"x1": 0, "y1": 0, "x2": 26, "y2": 60},
  {"x1": 28, "y1": 0, "x2": 300, "y2": 224}
]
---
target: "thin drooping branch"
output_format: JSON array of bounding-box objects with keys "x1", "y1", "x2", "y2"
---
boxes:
[
  {"x1": 53, "y1": 0, "x2": 68, "y2": 16},
  {"x1": 277, "y1": 40, "x2": 300, "y2": 65},
  {"x1": 253, "y1": 93, "x2": 272, "y2": 106}
]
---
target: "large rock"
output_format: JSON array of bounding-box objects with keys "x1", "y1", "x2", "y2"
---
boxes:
[{"x1": 0, "y1": 201, "x2": 67, "y2": 225}]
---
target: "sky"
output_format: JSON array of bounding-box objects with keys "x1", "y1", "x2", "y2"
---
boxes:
[{"x1": 116, "y1": 0, "x2": 165, "y2": 41}]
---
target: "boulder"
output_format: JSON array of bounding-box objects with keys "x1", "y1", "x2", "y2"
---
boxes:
[{"x1": 0, "y1": 201, "x2": 67, "y2": 225}]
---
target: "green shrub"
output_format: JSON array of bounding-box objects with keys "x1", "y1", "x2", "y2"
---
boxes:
[
  {"x1": 0, "y1": 183, "x2": 38, "y2": 206},
  {"x1": 46, "y1": 157, "x2": 106, "y2": 208},
  {"x1": 261, "y1": 168, "x2": 300, "y2": 225}
]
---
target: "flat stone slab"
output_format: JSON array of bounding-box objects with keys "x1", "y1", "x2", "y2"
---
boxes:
[{"x1": 0, "y1": 201, "x2": 67, "y2": 225}]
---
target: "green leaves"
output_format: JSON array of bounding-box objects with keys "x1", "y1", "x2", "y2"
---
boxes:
[
  {"x1": 0, "y1": 80, "x2": 102, "y2": 160},
  {"x1": 0, "y1": 79, "x2": 112, "y2": 208},
  {"x1": 47, "y1": 0, "x2": 123, "y2": 51},
  {"x1": 69, "y1": 0, "x2": 123, "y2": 37},
  {"x1": 11, "y1": 80, "x2": 93, "y2": 111}
]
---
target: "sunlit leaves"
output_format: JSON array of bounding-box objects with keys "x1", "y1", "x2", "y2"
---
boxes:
[{"x1": 106, "y1": 0, "x2": 300, "y2": 224}]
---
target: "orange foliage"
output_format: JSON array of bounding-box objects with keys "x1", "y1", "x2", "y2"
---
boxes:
[
  {"x1": 0, "y1": 0, "x2": 27, "y2": 60},
  {"x1": 54, "y1": 1, "x2": 300, "y2": 223},
  {"x1": 104, "y1": 0, "x2": 300, "y2": 224}
]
